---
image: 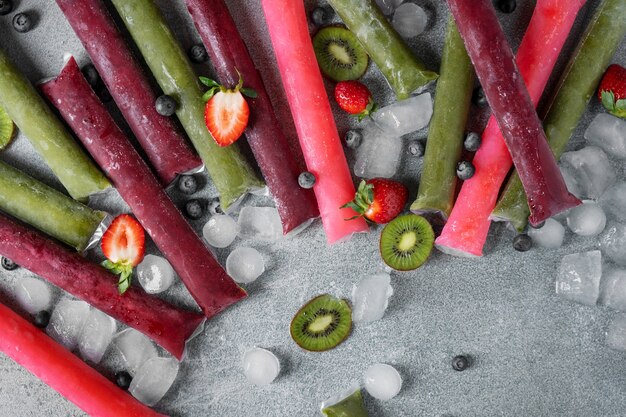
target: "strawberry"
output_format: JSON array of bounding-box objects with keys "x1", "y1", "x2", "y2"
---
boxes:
[
  {"x1": 334, "y1": 80, "x2": 376, "y2": 121},
  {"x1": 200, "y1": 72, "x2": 257, "y2": 146},
  {"x1": 342, "y1": 179, "x2": 408, "y2": 224},
  {"x1": 101, "y1": 214, "x2": 145, "y2": 294},
  {"x1": 598, "y1": 64, "x2": 626, "y2": 119}
]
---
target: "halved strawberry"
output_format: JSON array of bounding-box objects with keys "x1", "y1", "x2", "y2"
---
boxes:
[
  {"x1": 200, "y1": 73, "x2": 257, "y2": 146},
  {"x1": 598, "y1": 64, "x2": 626, "y2": 119},
  {"x1": 101, "y1": 214, "x2": 145, "y2": 294}
]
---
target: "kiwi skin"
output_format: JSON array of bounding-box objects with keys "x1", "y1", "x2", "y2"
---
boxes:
[
  {"x1": 290, "y1": 294, "x2": 352, "y2": 352},
  {"x1": 380, "y1": 214, "x2": 434, "y2": 271},
  {"x1": 312, "y1": 26, "x2": 368, "y2": 82}
]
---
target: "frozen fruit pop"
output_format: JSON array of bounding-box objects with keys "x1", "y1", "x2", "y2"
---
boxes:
[
  {"x1": 262, "y1": 0, "x2": 368, "y2": 244},
  {"x1": 110, "y1": 0, "x2": 263, "y2": 210},
  {"x1": 0, "y1": 48, "x2": 110, "y2": 201},
  {"x1": 0, "y1": 160, "x2": 106, "y2": 252},
  {"x1": 0, "y1": 212, "x2": 204, "y2": 360},
  {"x1": 55, "y1": 0, "x2": 202, "y2": 186},
  {"x1": 437, "y1": 0, "x2": 585, "y2": 256},
  {"x1": 40, "y1": 57, "x2": 246, "y2": 318},
  {"x1": 327, "y1": 0, "x2": 437, "y2": 99},
  {"x1": 0, "y1": 300, "x2": 170, "y2": 417},
  {"x1": 492, "y1": 0, "x2": 626, "y2": 231},
  {"x1": 184, "y1": 0, "x2": 319, "y2": 234}
]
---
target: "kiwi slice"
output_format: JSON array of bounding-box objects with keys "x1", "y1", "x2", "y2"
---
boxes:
[
  {"x1": 380, "y1": 214, "x2": 434, "y2": 271},
  {"x1": 290, "y1": 294, "x2": 352, "y2": 352},
  {"x1": 312, "y1": 26, "x2": 368, "y2": 82},
  {"x1": 0, "y1": 106, "x2": 15, "y2": 150}
]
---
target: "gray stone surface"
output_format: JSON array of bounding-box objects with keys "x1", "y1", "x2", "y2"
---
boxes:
[{"x1": 0, "y1": 0, "x2": 625, "y2": 416}]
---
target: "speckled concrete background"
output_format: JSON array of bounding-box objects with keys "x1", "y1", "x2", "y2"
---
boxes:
[{"x1": 0, "y1": 0, "x2": 625, "y2": 416}]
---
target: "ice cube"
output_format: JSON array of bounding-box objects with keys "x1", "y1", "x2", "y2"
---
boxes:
[
  {"x1": 226, "y1": 247, "x2": 265, "y2": 284},
  {"x1": 242, "y1": 347, "x2": 280, "y2": 386},
  {"x1": 78, "y1": 308, "x2": 117, "y2": 364},
  {"x1": 606, "y1": 313, "x2": 626, "y2": 351},
  {"x1": 555, "y1": 250, "x2": 602, "y2": 306},
  {"x1": 363, "y1": 363, "x2": 402, "y2": 401},
  {"x1": 599, "y1": 223, "x2": 626, "y2": 266},
  {"x1": 560, "y1": 146, "x2": 616, "y2": 199},
  {"x1": 584, "y1": 113, "x2": 626, "y2": 159},
  {"x1": 600, "y1": 268, "x2": 626, "y2": 311},
  {"x1": 46, "y1": 298, "x2": 90, "y2": 351},
  {"x1": 528, "y1": 218, "x2": 565, "y2": 249},
  {"x1": 14, "y1": 276, "x2": 52, "y2": 315},
  {"x1": 203, "y1": 214, "x2": 240, "y2": 248},
  {"x1": 137, "y1": 254, "x2": 175, "y2": 294},
  {"x1": 351, "y1": 273, "x2": 394, "y2": 323},
  {"x1": 560, "y1": 164, "x2": 583, "y2": 199},
  {"x1": 113, "y1": 328, "x2": 158, "y2": 376},
  {"x1": 600, "y1": 182, "x2": 626, "y2": 222},
  {"x1": 392, "y1": 3, "x2": 428, "y2": 38},
  {"x1": 566, "y1": 200, "x2": 606, "y2": 237},
  {"x1": 354, "y1": 120, "x2": 403, "y2": 179},
  {"x1": 129, "y1": 357, "x2": 179, "y2": 406},
  {"x1": 237, "y1": 207, "x2": 282, "y2": 242},
  {"x1": 372, "y1": 93, "x2": 433, "y2": 136}
]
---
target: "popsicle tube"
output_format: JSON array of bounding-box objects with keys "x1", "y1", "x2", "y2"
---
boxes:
[
  {"x1": 0, "y1": 212, "x2": 204, "y2": 360},
  {"x1": 326, "y1": 0, "x2": 438, "y2": 99},
  {"x1": 437, "y1": 0, "x2": 585, "y2": 256},
  {"x1": 55, "y1": 0, "x2": 202, "y2": 186},
  {"x1": 0, "y1": 160, "x2": 106, "y2": 252},
  {"x1": 492, "y1": 0, "x2": 626, "y2": 231},
  {"x1": 0, "y1": 48, "x2": 110, "y2": 201},
  {"x1": 40, "y1": 57, "x2": 246, "y2": 318},
  {"x1": 0, "y1": 300, "x2": 170, "y2": 417},
  {"x1": 262, "y1": 0, "x2": 369, "y2": 243},
  {"x1": 110, "y1": 0, "x2": 263, "y2": 210},
  {"x1": 184, "y1": 0, "x2": 319, "y2": 234},
  {"x1": 411, "y1": 18, "x2": 474, "y2": 219}
]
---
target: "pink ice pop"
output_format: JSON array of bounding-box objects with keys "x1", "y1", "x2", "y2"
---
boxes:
[
  {"x1": 437, "y1": 0, "x2": 586, "y2": 257},
  {"x1": 261, "y1": 0, "x2": 368, "y2": 244}
]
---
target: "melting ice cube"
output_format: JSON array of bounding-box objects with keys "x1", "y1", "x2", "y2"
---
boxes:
[
  {"x1": 363, "y1": 363, "x2": 402, "y2": 401},
  {"x1": 203, "y1": 214, "x2": 240, "y2": 248},
  {"x1": 372, "y1": 93, "x2": 433, "y2": 137},
  {"x1": 129, "y1": 357, "x2": 179, "y2": 406},
  {"x1": 528, "y1": 218, "x2": 565, "y2": 249},
  {"x1": 137, "y1": 254, "x2": 175, "y2": 294},
  {"x1": 392, "y1": 3, "x2": 428, "y2": 38},
  {"x1": 600, "y1": 182, "x2": 626, "y2": 222},
  {"x1": 560, "y1": 164, "x2": 583, "y2": 199},
  {"x1": 584, "y1": 113, "x2": 626, "y2": 159},
  {"x1": 78, "y1": 308, "x2": 117, "y2": 364},
  {"x1": 237, "y1": 207, "x2": 282, "y2": 242},
  {"x1": 600, "y1": 223, "x2": 626, "y2": 267},
  {"x1": 352, "y1": 273, "x2": 394, "y2": 323},
  {"x1": 606, "y1": 313, "x2": 626, "y2": 351},
  {"x1": 47, "y1": 298, "x2": 90, "y2": 351},
  {"x1": 600, "y1": 268, "x2": 626, "y2": 311},
  {"x1": 113, "y1": 328, "x2": 158, "y2": 376},
  {"x1": 354, "y1": 120, "x2": 403, "y2": 179},
  {"x1": 242, "y1": 347, "x2": 280, "y2": 386},
  {"x1": 226, "y1": 247, "x2": 265, "y2": 284},
  {"x1": 14, "y1": 276, "x2": 52, "y2": 315},
  {"x1": 555, "y1": 250, "x2": 602, "y2": 306},
  {"x1": 565, "y1": 200, "x2": 606, "y2": 237},
  {"x1": 560, "y1": 146, "x2": 616, "y2": 199}
]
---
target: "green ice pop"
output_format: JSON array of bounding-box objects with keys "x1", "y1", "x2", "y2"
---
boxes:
[
  {"x1": 0, "y1": 48, "x2": 110, "y2": 201},
  {"x1": 111, "y1": 0, "x2": 263, "y2": 210},
  {"x1": 491, "y1": 0, "x2": 626, "y2": 232},
  {"x1": 327, "y1": 0, "x2": 438, "y2": 99},
  {"x1": 0, "y1": 160, "x2": 106, "y2": 252},
  {"x1": 411, "y1": 18, "x2": 474, "y2": 218}
]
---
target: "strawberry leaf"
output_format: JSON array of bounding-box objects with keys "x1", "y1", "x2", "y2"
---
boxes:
[
  {"x1": 202, "y1": 87, "x2": 219, "y2": 102},
  {"x1": 117, "y1": 269, "x2": 132, "y2": 294},
  {"x1": 602, "y1": 90, "x2": 616, "y2": 111},
  {"x1": 616, "y1": 99, "x2": 626, "y2": 110},
  {"x1": 241, "y1": 87, "x2": 258, "y2": 99},
  {"x1": 199, "y1": 77, "x2": 220, "y2": 88}
]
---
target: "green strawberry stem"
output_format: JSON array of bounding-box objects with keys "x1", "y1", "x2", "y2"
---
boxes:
[
  {"x1": 601, "y1": 90, "x2": 626, "y2": 118},
  {"x1": 357, "y1": 98, "x2": 377, "y2": 121},
  {"x1": 102, "y1": 259, "x2": 134, "y2": 294},
  {"x1": 200, "y1": 69, "x2": 257, "y2": 102},
  {"x1": 341, "y1": 180, "x2": 374, "y2": 220}
]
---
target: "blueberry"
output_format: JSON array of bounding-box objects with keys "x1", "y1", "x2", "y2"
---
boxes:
[
  {"x1": 81, "y1": 64, "x2": 100, "y2": 89},
  {"x1": 13, "y1": 12, "x2": 33, "y2": 33},
  {"x1": 344, "y1": 130, "x2": 362, "y2": 149},
  {"x1": 0, "y1": 0, "x2": 13, "y2": 16},
  {"x1": 512, "y1": 234, "x2": 532, "y2": 252},
  {"x1": 1, "y1": 256, "x2": 17, "y2": 271},
  {"x1": 456, "y1": 160, "x2": 475, "y2": 180},
  {"x1": 472, "y1": 86, "x2": 488, "y2": 108},
  {"x1": 33, "y1": 311, "x2": 50, "y2": 328},
  {"x1": 155, "y1": 95, "x2": 177, "y2": 117},
  {"x1": 298, "y1": 172, "x2": 316, "y2": 189},
  {"x1": 188, "y1": 44, "x2": 208, "y2": 63},
  {"x1": 311, "y1": 6, "x2": 334, "y2": 26},
  {"x1": 452, "y1": 355, "x2": 470, "y2": 371},
  {"x1": 496, "y1": 0, "x2": 516, "y2": 14},
  {"x1": 464, "y1": 132, "x2": 481, "y2": 152},
  {"x1": 185, "y1": 199, "x2": 204, "y2": 219},
  {"x1": 207, "y1": 199, "x2": 223, "y2": 216},
  {"x1": 408, "y1": 140, "x2": 424, "y2": 157},
  {"x1": 178, "y1": 175, "x2": 198, "y2": 195},
  {"x1": 115, "y1": 371, "x2": 133, "y2": 390}
]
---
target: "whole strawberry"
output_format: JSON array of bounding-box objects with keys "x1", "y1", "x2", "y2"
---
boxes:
[
  {"x1": 334, "y1": 80, "x2": 376, "y2": 120},
  {"x1": 342, "y1": 179, "x2": 408, "y2": 224},
  {"x1": 598, "y1": 64, "x2": 626, "y2": 119}
]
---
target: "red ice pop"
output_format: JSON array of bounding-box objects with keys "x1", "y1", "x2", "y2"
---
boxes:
[
  {"x1": 55, "y1": 0, "x2": 201, "y2": 186},
  {"x1": 0, "y1": 213, "x2": 203, "y2": 360},
  {"x1": 445, "y1": 0, "x2": 581, "y2": 226},
  {"x1": 40, "y1": 57, "x2": 246, "y2": 319}
]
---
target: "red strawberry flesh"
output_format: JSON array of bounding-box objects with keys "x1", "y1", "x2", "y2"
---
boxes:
[{"x1": 598, "y1": 64, "x2": 626, "y2": 119}]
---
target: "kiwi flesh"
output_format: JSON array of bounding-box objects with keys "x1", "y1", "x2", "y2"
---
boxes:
[
  {"x1": 380, "y1": 214, "x2": 434, "y2": 271},
  {"x1": 0, "y1": 106, "x2": 15, "y2": 150},
  {"x1": 312, "y1": 26, "x2": 368, "y2": 82},
  {"x1": 290, "y1": 294, "x2": 352, "y2": 352}
]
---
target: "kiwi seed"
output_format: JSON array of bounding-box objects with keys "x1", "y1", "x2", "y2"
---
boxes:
[
  {"x1": 312, "y1": 26, "x2": 368, "y2": 82},
  {"x1": 380, "y1": 214, "x2": 434, "y2": 271},
  {"x1": 290, "y1": 294, "x2": 352, "y2": 352}
]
